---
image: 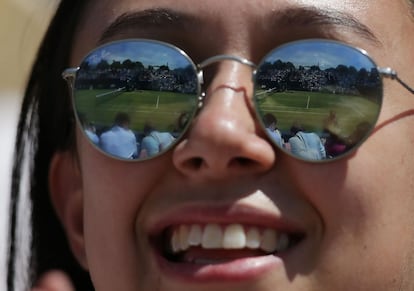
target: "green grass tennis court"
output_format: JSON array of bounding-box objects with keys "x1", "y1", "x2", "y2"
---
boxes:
[
  {"x1": 74, "y1": 89, "x2": 197, "y2": 132},
  {"x1": 75, "y1": 88, "x2": 381, "y2": 137}
]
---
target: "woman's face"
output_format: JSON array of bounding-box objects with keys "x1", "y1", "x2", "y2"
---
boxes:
[{"x1": 59, "y1": 0, "x2": 414, "y2": 290}]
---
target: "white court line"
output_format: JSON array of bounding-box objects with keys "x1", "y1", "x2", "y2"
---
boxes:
[{"x1": 95, "y1": 87, "x2": 126, "y2": 98}]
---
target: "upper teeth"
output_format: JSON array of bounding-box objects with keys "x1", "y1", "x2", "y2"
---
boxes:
[{"x1": 170, "y1": 223, "x2": 290, "y2": 254}]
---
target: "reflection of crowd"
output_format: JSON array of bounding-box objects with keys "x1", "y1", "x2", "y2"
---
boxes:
[
  {"x1": 264, "y1": 114, "x2": 326, "y2": 160},
  {"x1": 97, "y1": 112, "x2": 138, "y2": 159},
  {"x1": 288, "y1": 124, "x2": 326, "y2": 160},
  {"x1": 263, "y1": 113, "x2": 284, "y2": 148},
  {"x1": 139, "y1": 123, "x2": 175, "y2": 158},
  {"x1": 85, "y1": 109, "x2": 371, "y2": 161},
  {"x1": 256, "y1": 60, "x2": 380, "y2": 95},
  {"x1": 76, "y1": 60, "x2": 197, "y2": 94},
  {"x1": 83, "y1": 112, "x2": 176, "y2": 160},
  {"x1": 264, "y1": 112, "x2": 371, "y2": 160}
]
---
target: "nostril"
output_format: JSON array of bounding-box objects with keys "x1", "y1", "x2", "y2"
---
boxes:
[
  {"x1": 230, "y1": 157, "x2": 257, "y2": 167},
  {"x1": 183, "y1": 157, "x2": 257, "y2": 171},
  {"x1": 174, "y1": 145, "x2": 275, "y2": 177},
  {"x1": 182, "y1": 157, "x2": 204, "y2": 171}
]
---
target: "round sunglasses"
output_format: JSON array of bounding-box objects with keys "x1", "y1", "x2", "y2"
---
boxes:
[{"x1": 62, "y1": 39, "x2": 414, "y2": 162}]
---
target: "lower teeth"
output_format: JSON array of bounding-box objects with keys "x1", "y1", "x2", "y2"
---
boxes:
[
  {"x1": 183, "y1": 257, "x2": 233, "y2": 264},
  {"x1": 166, "y1": 248, "x2": 271, "y2": 264},
  {"x1": 161, "y1": 232, "x2": 305, "y2": 263}
]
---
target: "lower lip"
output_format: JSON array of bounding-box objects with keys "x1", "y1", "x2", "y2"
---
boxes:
[{"x1": 154, "y1": 250, "x2": 283, "y2": 283}]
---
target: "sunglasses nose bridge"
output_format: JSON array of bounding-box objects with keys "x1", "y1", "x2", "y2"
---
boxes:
[
  {"x1": 198, "y1": 55, "x2": 257, "y2": 69},
  {"x1": 197, "y1": 54, "x2": 257, "y2": 85}
]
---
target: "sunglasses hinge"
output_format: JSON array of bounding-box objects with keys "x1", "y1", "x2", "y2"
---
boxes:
[
  {"x1": 378, "y1": 67, "x2": 414, "y2": 94},
  {"x1": 377, "y1": 67, "x2": 397, "y2": 79}
]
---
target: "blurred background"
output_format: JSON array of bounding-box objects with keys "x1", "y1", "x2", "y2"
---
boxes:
[{"x1": 0, "y1": 0, "x2": 58, "y2": 289}]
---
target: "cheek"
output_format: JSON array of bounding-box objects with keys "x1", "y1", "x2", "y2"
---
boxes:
[
  {"x1": 76, "y1": 132, "x2": 152, "y2": 214},
  {"x1": 284, "y1": 90, "x2": 414, "y2": 286},
  {"x1": 313, "y1": 85, "x2": 414, "y2": 231},
  {"x1": 306, "y1": 116, "x2": 414, "y2": 287},
  {"x1": 78, "y1": 137, "x2": 164, "y2": 233},
  {"x1": 76, "y1": 130, "x2": 169, "y2": 209},
  {"x1": 76, "y1": 134, "x2": 169, "y2": 288},
  {"x1": 330, "y1": 119, "x2": 414, "y2": 234}
]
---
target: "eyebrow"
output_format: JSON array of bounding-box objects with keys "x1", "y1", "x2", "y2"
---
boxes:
[
  {"x1": 99, "y1": 8, "x2": 198, "y2": 43},
  {"x1": 274, "y1": 6, "x2": 382, "y2": 45},
  {"x1": 99, "y1": 6, "x2": 381, "y2": 46}
]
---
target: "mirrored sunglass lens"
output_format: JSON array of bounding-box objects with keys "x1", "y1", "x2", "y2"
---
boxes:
[
  {"x1": 254, "y1": 40, "x2": 382, "y2": 161},
  {"x1": 73, "y1": 40, "x2": 198, "y2": 160}
]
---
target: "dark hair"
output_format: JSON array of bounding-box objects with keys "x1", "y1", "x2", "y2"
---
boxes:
[
  {"x1": 143, "y1": 122, "x2": 156, "y2": 135},
  {"x1": 262, "y1": 113, "x2": 277, "y2": 127},
  {"x1": 8, "y1": 1, "x2": 93, "y2": 290},
  {"x1": 290, "y1": 123, "x2": 304, "y2": 135},
  {"x1": 114, "y1": 112, "x2": 131, "y2": 127}
]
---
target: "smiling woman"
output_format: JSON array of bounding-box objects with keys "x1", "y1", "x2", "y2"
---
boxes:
[{"x1": 7, "y1": 0, "x2": 414, "y2": 291}]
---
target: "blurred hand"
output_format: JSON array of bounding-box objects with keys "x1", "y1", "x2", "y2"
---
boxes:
[{"x1": 32, "y1": 270, "x2": 75, "y2": 291}]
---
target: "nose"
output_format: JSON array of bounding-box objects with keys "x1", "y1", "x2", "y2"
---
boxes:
[{"x1": 172, "y1": 60, "x2": 276, "y2": 179}]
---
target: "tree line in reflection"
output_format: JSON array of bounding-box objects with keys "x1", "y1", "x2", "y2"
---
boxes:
[
  {"x1": 75, "y1": 59, "x2": 197, "y2": 94},
  {"x1": 256, "y1": 60, "x2": 381, "y2": 97}
]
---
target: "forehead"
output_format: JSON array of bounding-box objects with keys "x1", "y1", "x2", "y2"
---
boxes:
[{"x1": 71, "y1": 0, "x2": 410, "y2": 65}]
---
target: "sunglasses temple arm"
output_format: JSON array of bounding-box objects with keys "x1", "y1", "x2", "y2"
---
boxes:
[
  {"x1": 395, "y1": 76, "x2": 414, "y2": 94},
  {"x1": 379, "y1": 67, "x2": 414, "y2": 94}
]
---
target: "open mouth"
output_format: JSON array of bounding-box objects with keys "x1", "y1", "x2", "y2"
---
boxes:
[{"x1": 154, "y1": 223, "x2": 304, "y2": 265}]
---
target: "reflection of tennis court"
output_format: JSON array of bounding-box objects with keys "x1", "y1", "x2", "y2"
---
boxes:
[
  {"x1": 256, "y1": 90, "x2": 380, "y2": 135},
  {"x1": 75, "y1": 89, "x2": 196, "y2": 132}
]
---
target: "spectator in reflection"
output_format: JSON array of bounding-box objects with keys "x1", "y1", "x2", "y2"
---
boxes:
[
  {"x1": 288, "y1": 123, "x2": 326, "y2": 160},
  {"x1": 322, "y1": 111, "x2": 346, "y2": 158},
  {"x1": 99, "y1": 112, "x2": 138, "y2": 159},
  {"x1": 324, "y1": 132, "x2": 347, "y2": 158},
  {"x1": 346, "y1": 121, "x2": 372, "y2": 148},
  {"x1": 78, "y1": 113, "x2": 99, "y2": 145},
  {"x1": 140, "y1": 123, "x2": 175, "y2": 158},
  {"x1": 263, "y1": 113, "x2": 284, "y2": 148},
  {"x1": 84, "y1": 123, "x2": 99, "y2": 146}
]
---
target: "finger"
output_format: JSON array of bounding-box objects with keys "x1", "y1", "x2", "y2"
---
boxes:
[{"x1": 33, "y1": 270, "x2": 75, "y2": 291}]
